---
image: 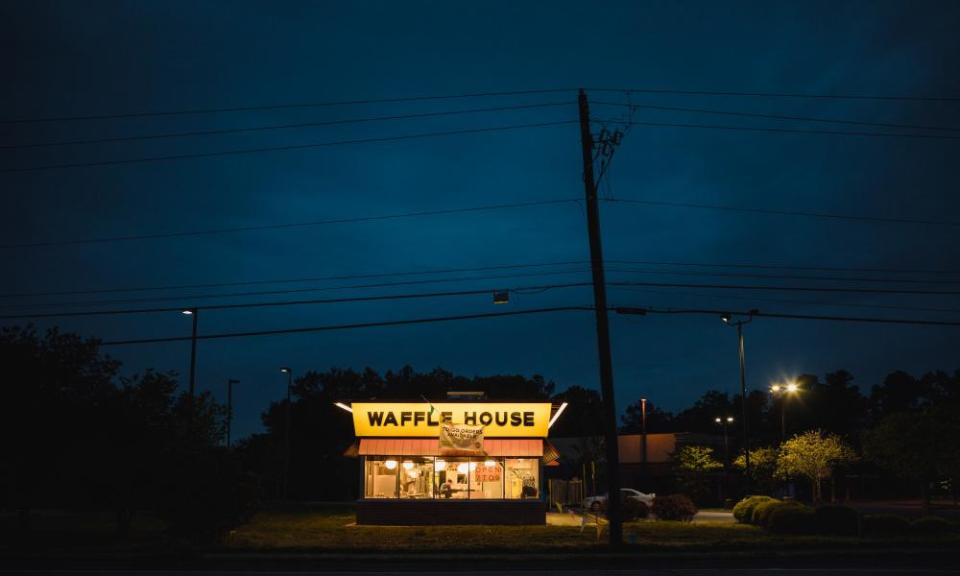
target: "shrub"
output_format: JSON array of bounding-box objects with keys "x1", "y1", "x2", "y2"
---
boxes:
[
  {"x1": 621, "y1": 498, "x2": 650, "y2": 521},
  {"x1": 767, "y1": 504, "x2": 816, "y2": 534},
  {"x1": 732, "y1": 495, "x2": 776, "y2": 524},
  {"x1": 911, "y1": 516, "x2": 957, "y2": 535},
  {"x1": 652, "y1": 494, "x2": 698, "y2": 522},
  {"x1": 598, "y1": 494, "x2": 650, "y2": 521},
  {"x1": 861, "y1": 514, "x2": 910, "y2": 537},
  {"x1": 754, "y1": 500, "x2": 805, "y2": 527},
  {"x1": 814, "y1": 505, "x2": 860, "y2": 536}
]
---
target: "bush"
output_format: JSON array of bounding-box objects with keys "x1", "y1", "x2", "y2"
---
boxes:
[
  {"x1": 767, "y1": 504, "x2": 816, "y2": 534},
  {"x1": 598, "y1": 494, "x2": 650, "y2": 521},
  {"x1": 814, "y1": 505, "x2": 860, "y2": 536},
  {"x1": 861, "y1": 514, "x2": 910, "y2": 537},
  {"x1": 732, "y1": 495, "x2": 776, "y2": 524},
  {"x1": 754, "y1": 500, "x2": 805, "y2": 527},
  {"x1": 621, "y1": 498, "x2": 650, "y2": 521},
  {"x1": 652, "y1": 494, "x2": 698, "y2": 522},
  {"x1": 911, "y1": 516, "x2": 957, "y2": 535}
]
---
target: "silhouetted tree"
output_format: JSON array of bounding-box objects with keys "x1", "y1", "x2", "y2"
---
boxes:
[{"x1": 620, "y1": 398, "x2": 673, "y2": 433}]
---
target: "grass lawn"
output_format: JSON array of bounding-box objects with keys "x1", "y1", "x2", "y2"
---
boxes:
[{"x1": 223, "y1": 507, "x2": 960, "y2": 552}]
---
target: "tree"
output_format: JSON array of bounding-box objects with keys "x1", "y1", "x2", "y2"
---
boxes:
[
  {"x1": 733, "y1": 446, "x2": 779, "y2": 495},
  {"x1": 549, "y1": 385, "x2": 604, "y2": 437},
  {"x1": 674, "y1": 445, "x2": 722, "y2": 504},
  {"x1": 671, "y1": 390, "x2": 737, "y2": 434},
  {"x1": 863, "y1": 405, "x2": 960, "y2": 512},
  {"x1": 620, "y1": 398, "x2": 673, "y2": 433},
  {"x1": 776, "y1": 430, "x2": 856, "y2": 504}
]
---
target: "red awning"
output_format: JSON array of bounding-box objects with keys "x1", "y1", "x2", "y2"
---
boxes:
[{"x1": 358, "y1": 438, "x2": 544, "y2": 457}]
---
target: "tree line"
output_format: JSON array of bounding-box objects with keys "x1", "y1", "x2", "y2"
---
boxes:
[{"x1": 2, "y1": 324, "x2": 958, "y2": 532}]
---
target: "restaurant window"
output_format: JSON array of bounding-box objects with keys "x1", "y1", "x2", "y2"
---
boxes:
[
  {"x1": 398, "y1": 458, "x2": 434, "y2": 499},
  {"x1": 434, "y1": 458, "x2": 471, "y2": 499},
  {"x1": 505, "y1": 458, "x2": 539, "y2": 499},
  {"x1": 364, "y1": 457, "x2": 399, "y2": 499},
  {"x1": 469, "y1": 457, "x2": 504, "y2": 499}
]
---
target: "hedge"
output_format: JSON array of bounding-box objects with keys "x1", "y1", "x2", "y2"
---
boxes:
[
  {"x1": 753, "y1": 500, "x2": 805, "y2": 527},
  {"x1": 861, "y1": 514, "x2": 910, "y2": 537},
  {"x1": 732, "y1": 495, "x2": 776, "y2": 524},
  {"x1": 814, "y1": 505, "x2": 860, "y2": 536},
  {"x1": 767, "y1": 504, "x2": 816, "y2": 534},
  {"x1": 911, "y1": 516, "x2": 957, "y2": 535}
]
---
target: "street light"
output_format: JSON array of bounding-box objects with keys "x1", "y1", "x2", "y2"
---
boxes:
[
  {"x1": 770, "y1": 380, "x2": 801, "y2": 440},
  {"x1": 280, "y1": 367, "x2": 293, "y2": 499},
  {"x1": 226, "y1": 379, "x2": 239, "y2": 448},
  {"x1": 721, "y1": 309, "x2": 758, "y2": 482},
  {"x1": 714, "y1": 416, "x2": 735, "y2": 466},
  {"x1": 181, "y1": 308, "x2": 199, "y2": 425}
]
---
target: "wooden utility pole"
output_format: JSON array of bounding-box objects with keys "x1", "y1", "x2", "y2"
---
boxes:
[{"x1": 577, "y1": 88, "x2": 622, "y2": 546}]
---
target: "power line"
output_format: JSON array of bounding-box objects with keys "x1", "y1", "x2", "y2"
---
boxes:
[
  {"x1": 605, "y1": 265, "x2": 960, "y2": 285},
  {"x1": 604, "y1": 198, "x2": 960, "y2": 227},
  {"x1": 0, "y1": 268, "x2": 595, "y2": 310},
  {"x1": 597, "y1": 118, "x2": 960, "y2": 141},
  {"x1": 0, "y1": 120, "x2": 578, "y2": 174},
  {"x1": 0, "y1": 88, "x2": 578, "y2": 125},
  {"x1": 592, "y1": 87, "x2": 960, "y2": 103},
  {"x1": 608, "y1": 259, "x2": 960, "y2": 276},
  {"x1": 9, "y1": 85, "x2": 956, "y2": 125},
  {"x1": 97, "y1": 306, "x2": 595, "y2": 346},
  {"x1": 5, "y1": 255, "x2": 958, "y2": 302},
  {"x1": 0, "y1": 199, "x2": 579, "y2": 249},
  {"x1": 0, "y1": 260, "x2": 590, "y2": 299},
  {"x1": 3, "y1": 102, "x2": 574, "y2": 150},
  {"x1": 592, "y1": 100, "x2": 960, "y2": 133},
  {"x1": 610, "y1": 285, "x2": 960, "y2": 315},
  {"x1": 605, "y1": 280, "x2": 960, "y2": 296},
  {"x1": 615, "y1": 306, "x2": 960, "y2": 327},
  {"x1": 6, "y1": 275, "x2": 958, "y2": 316},
  {"x1": 0, "y1": 282, "x2": 593, "y2": 320}
]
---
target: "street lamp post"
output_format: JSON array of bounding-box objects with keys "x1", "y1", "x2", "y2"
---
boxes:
[
  {"x1": 721, "y1": 310, "x2": 757, "y2": 481},
  {"x1": 641, "y1": 398, "x2": 648, "y2": 470},
  {"x1": 715, "y1": 416, "x2": 734, "y2": 467},
  {"x1": 280, "y1": 367, "x2": 293, "y2": 499},
  {"x1": 182, "y1": 308, "x2": 198, "y2": 424},
  {"x1": 226, "y1": 379, "x2": 239, "y2": 448},
  {"x1": 770, "y1": 382, "x2": 800, "y2": 441}
]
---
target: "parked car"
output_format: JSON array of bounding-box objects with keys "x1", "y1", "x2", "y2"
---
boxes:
[{"x1": 583, "y1": 488, "x2": 655, "y2": 511}]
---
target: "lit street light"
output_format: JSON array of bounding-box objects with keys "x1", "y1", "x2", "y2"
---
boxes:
[
  {"x1": 714, "y1": 416, "x2": 735, "y2": 467},
  {"x1": 770, "y1": 380, "x2": 801, "y2": 440}
]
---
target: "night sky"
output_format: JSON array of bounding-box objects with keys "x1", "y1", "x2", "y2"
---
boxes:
[{"x1": 3, "y1": 1, "x2": 959, "y2": 441}]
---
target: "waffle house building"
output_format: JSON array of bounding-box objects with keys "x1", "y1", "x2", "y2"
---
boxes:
[{"x1": 341, "y1": 399, "x2": 563, "y2": 525}]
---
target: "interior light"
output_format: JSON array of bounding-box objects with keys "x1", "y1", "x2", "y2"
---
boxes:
[
  {"x1": 402, "y1": 461, "x2": 414, "y2": 470},
  {"x1": 484, "y1": 460, "x2": 496, "y2": 468},
  {"x1": 727, "y1": 416, "x2": 735, "y2": 423},
  {"x1": 434, "y1": 459, "x2": 446, "y2": 471},
  {"x1": 384, "y1": 459, "x2": 398, "y2": 470},
  {"x1": 181, "y1": 309, "x2": 194, "y2": 315},
  {"x1": 469, "y1": 462, "x2": 477, "y2": 471},
  {"x1": 456, "y1": 462, "x2": 469, "y2": 474}
]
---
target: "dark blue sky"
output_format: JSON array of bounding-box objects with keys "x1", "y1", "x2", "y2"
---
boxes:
[{"x1": 3, "y1": 1, "x2": 959, "y2": 440}]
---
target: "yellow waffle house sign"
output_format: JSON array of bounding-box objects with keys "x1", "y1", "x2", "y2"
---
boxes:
[{"x1": 351, "y1": 402, "x2": 551, "y2": 438}]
